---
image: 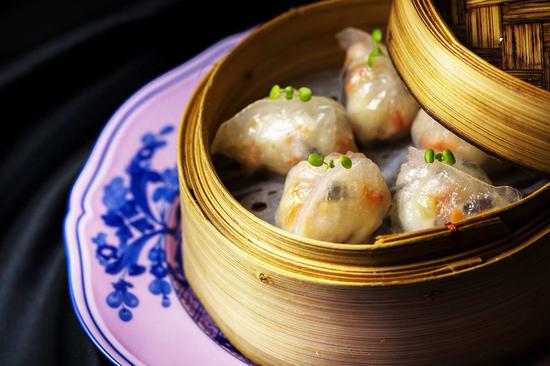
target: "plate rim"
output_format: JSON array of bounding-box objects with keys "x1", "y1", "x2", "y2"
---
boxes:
[{"x1": 62, "y1": 31, "x2": 248, "y2": 366}]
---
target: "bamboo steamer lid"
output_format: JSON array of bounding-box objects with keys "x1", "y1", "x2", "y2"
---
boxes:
[
  {"x1": 435, "y1": 0, "x2": 550, "y2": 91},
  {"x1": 177, "y1": 0, "x2": 550, "y2": 365},
  {"x1": 387, "y1": 0, "x2": 550, "y2": 174}
]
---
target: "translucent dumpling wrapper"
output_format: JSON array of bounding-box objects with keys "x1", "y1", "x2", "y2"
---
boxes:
[
  {"x1": 337, "y1": 27, "x2": 419, "y2": 144},
  {"x1": 443, "y1": 153, "x2": 491, "y2": 184},
  {"x1": 211, "y1": 92, "x2": 357, "y2": 175},
  {"x1": 392, "y1": 147, "x2": 521, "y2": 233},
  {"x1": 411, "y1": 109, "x2": 505, "y2": 172},
  {"x1": 275, "y1": 152, "x2": 391, "y2": 243}
]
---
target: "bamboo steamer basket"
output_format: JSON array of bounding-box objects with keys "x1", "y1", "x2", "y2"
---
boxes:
[{"x1": 177, "y1": 0, "x2": 550, "y2": 365}]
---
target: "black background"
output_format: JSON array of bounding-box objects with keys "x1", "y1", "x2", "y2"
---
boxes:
[
  {"x1": 0, "y1": 1, "x2": 312, "y2": 365},
  {"x1": 2, "y1": 1, "x2": 549, "y2": 365}
]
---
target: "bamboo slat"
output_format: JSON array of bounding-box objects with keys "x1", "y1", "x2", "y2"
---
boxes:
[
  {"x1": 502, "y1": 1, "x2": 550, "y2": 24},
  {"x1": 503, "y1": 23, "x2": 543, "y2": 69},
  {"x1": 467, "y1": 0, "x2": 512, "y2": 8},
  {"x1": 467, "y1": 5, "x2": 502, "y2": 48},
  {"x1": 176, "y1": 0, "x2": 550, "y2": 365}
]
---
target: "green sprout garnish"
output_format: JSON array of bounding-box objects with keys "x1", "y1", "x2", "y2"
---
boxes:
[
  {"x1": 298, "y1": 87, "x2": 312, "y2": 102},
  {"x1": 367, "y1": 46, "x2": 384, "y2": 67},
  {"x1": 372, "y1": 28, "x2": 383, "y2": 43},
  {"x1": 442, "y1": 149, "x2": 456, "y2": 165},
  {"x1": 269, "y1": 85, "x2": 313, "y2": 102},
  {"x1": 424, "y1": 148, "x2": 435, "y2": 163},
  {"x1": 284, "y1": 86, "x2": 294, "y2": 100},
  {"x1": 308, "y1": 153, "x2": 353, "y2": 170},
  {"x1": 340, "y1": 155, "x2": 352, "y2": 169},
  {"x1": 307, "y1": 154, "x2": 325, "y2": 166},
  {"x1": 425, "y1": 148, "x2": 456, "y2": 166},
  {"x1": 308, "y1": 153, "x2": 324, "y2": 167},
  {"x1": 367, "y1": 28, "x2": 384, "y2": 68},
  {"x1": 269, "y1": 85, "x2": 281, "y2": 99}
]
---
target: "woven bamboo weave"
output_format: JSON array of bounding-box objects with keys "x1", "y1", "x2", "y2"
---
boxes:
[{"x1": 435, "y1": 0, "x2": 550, "y2": 90}]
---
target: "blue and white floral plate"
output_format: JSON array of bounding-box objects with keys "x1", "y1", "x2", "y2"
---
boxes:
[{"x1": 63, "y1": 32, "x2": 253, "y2": 366}]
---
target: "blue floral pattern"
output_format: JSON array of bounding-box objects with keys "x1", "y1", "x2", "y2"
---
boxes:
[
  {"x1": 89, "y1": 123, "x2": 252, "y2": 364},
  {"x1": 92, "y1": 125, "x2": 177, "y2": 321}
]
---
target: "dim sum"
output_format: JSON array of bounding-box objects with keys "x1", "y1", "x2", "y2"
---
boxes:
[
  {"x1": 211, "y1": 89, "x2": 357, "y2": 175},
  {"x1": 337, "y1": 27, "x2": 419, "y2": 144},
  {"x1": 392, "y1": 147, "x2": 520, "y2": 233},
  {"x1": 275, "y1": 152, "x2": 390, "y2": 243}
]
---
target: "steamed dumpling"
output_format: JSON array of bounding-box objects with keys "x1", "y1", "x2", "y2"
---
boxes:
[
  {"x1": 392, "y1": 147, "x2": 520, "y2": 233},
  {"x1": 211, "y1": 91, "x2": 357, "y2": 175},
  {"x1": 275, "y1": 152, "x2": 391, "y2": 243},
  {"x1": 337, "y1": 27, "x2": 419, "y2": 144},
  {"x1": 411, "y1": 109, "x2": 504, "y2": 172}
]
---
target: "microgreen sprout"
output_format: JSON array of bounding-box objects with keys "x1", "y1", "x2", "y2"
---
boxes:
[
  {"x1": 340, "y1": 155, "x2": 352, "y2": 169},
  {"x1": 308, "y1": 153, "x2": 353, "y2": 170},
  {"x1": 367, "y1": 46, "x2": 384, "y2": 67},
  {"x1": 424, "y1": 148, "x2": 435, "y2": 163},
  {"x1": 367, "y1": 28, "x2": 384, "y2": 68},
  {"x1": 308, "y1": 153, "x2": 324, "y2": 167},
  {"x1": 442, "y1": 149, "x2": 456, "y2": 165},
  {"x1": 372, "y1": 28, "x2": 383, "y2": 43},
  {"x1": 268, "y1": 85, "x2": 313, "y2": 102},
  {"x1": 425, "y1": 148, "x2": 456, "y2": 166},
  {"x1": 298, "y1": 87, "x2": 312, "y2": 102},
  {"x1": 284, "y1": 86, "x2": 294, "y2": 100},
  {"x1": 269, "y1": 85, "x2": 281, "y2": 99}
]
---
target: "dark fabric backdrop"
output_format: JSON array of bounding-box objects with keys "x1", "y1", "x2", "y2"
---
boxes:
[
  {"x1": 0, "y1": 1, "x2": 311, "y2": 365},
  {"x1": 2, "y1": 1, "x2": 549, "y2": 365}
]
